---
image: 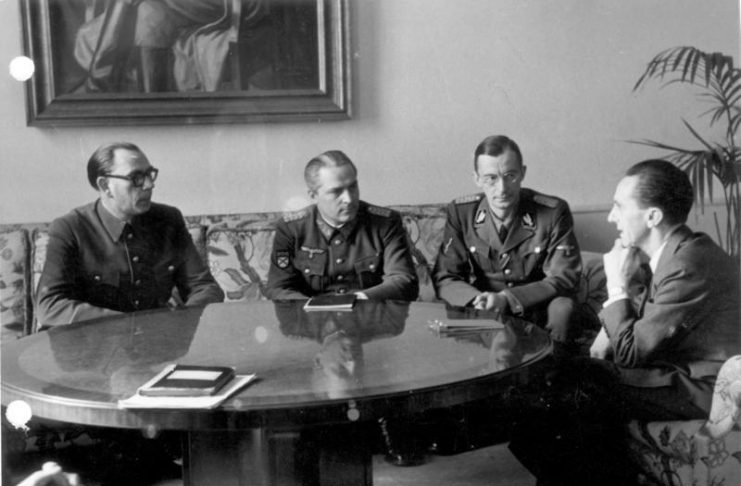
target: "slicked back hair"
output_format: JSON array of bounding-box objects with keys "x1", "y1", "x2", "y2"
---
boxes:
[
  {"x1": 87, "y1": 142, "x2": 144, "y2": 190},
  {"x1": 625, "y1": 159, "x2": 694, "y2": 225},
  {"x1": 474, "y1": 135, "x2": 523, "y2": 172},
  {"x1": 304, "y1": 150, "x2": 357, "y2": 193}
]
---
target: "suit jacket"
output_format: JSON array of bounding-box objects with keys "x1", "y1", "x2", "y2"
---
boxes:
[
  {"x1": 36, "y1": 200, "x2": 224, "y2": 327},
  {"x1": 432, "y1": 189, "x2": 582, "y2": 315},
  {"x1": 600, "y1": 226, "x2": 740, "y2": 411},
  {"x1": 265, "y1": 201, "x2": 419, "y2": 301}
]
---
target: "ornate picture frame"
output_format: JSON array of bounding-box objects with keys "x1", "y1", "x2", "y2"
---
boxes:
[{"x1": 20, "y1": 0, "x2": 351, "y2": 126}]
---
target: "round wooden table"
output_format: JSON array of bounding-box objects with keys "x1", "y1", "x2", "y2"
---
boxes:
[{"x1": 2, "y1": 301, "x2": 550, "y2": 485}]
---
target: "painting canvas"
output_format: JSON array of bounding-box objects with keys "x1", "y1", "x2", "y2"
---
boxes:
[{"x1": 20, "y1": 0, "x2": 350, "y2": 126}]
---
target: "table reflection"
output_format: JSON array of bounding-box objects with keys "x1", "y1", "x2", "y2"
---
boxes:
[
  {"x1": 273, "y1": 301, "x2": 409, "y2": 398},
  {"x1": 43, "y1": 308, "x2": 202, "y2": 399}
]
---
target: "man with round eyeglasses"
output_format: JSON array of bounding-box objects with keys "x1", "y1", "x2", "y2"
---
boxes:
[
  {"x1": 433, "y1": 135, "x2": 590, "y2": 347},
  {"x1": 36, "y1": 141, "x2": 224, "y2": 327}
]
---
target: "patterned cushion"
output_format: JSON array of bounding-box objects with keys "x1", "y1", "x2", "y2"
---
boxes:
[
  {"x1": 31, "y1": 228, "x2": 49, "y2": 294},
  {"x1": 627, "y1": 355, "x2": 741, "y2": 486},
  {"x1": 0, "y1": 229, "x2": 31, "y2": 341},
  {"x1": 398, "y1": 207, "x2": 447, "y2": 302},
  {"x1": 206, "y1": 227, "x2": 275, "y2": 301}
]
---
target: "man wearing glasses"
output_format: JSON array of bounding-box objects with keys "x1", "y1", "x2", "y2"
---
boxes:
[
  {"x1": 36, "y1": 142, "x2": 224, "y2": 327},
  {"x1": 433, "y1": 135, "x2": 587, "y2": 345}
]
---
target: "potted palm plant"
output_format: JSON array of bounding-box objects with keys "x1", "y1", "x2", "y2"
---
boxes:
[{"x1": 632, "y1": 46, "x2": 740, "y2": 263}]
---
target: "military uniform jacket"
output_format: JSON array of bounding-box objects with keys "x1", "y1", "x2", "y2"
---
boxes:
[
  {"x1": 432, "y1": 189, "x2": 581, "y2": 314},
  {"x1": 600, "y1": 226, "x2": 740, "y2": 412},
  {"x1": 36, "y1": 200, "x2": 224, "y2": 327},
  {"x1": 265, "y1": 201, "x2": 419, "y2": 301}
]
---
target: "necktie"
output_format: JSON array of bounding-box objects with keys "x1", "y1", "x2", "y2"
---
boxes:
[{"x1": 498, "y1": 224, "x2": 508, "y2": 243}]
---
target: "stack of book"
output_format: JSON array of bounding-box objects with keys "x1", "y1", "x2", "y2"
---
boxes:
[{"x1": 118, "y1": 364, "x2": 256, "y2": 409}]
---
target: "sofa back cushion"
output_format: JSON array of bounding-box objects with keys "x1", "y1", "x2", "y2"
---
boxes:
[{"x1": 0, "y1": 229, "x2": 32, "y2": 341}]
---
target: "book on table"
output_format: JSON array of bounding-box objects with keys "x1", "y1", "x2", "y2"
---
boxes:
[
  {"x1": 138, "y1": 364, "x2": 236, "y2": 397},
  {"x1": 303, "y1": 293, "x2": 357, "y2": 311}
]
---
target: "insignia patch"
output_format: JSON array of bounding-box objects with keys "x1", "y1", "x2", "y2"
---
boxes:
[
  {"x1": 556, "y1": 244, "x2": 575, "y2": 256},
  {"x1": 522, "y1": 213, "x2": 535, "y2": 228},
  {"x1": 300, "y1": 246, "x2": 326, "y2": 258},
  {"x1": 475, "y1": 209, "x2": 486, "y2": 224},
  {"x1": 367, "y1": 205, "x2": 392, "y2": 217},
  {"x1": 443, "y1": 237, "x2": 453, "y2": 254},
  {"x1": 276, "y1": 251, "x2": 290, "y2": 268}
]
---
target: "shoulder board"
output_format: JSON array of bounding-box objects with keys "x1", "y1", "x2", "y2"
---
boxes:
[
  {"x1": 367, "y1": 205, "x2": 392, "y2": 217},
  {"x1": 533, "y1": 194, "x2": 559, "y2": 208},
  {"x1": 453, "y1": 194, "x2": 483, "y2": 205},
  {"x1": 282, "y1": 208, "x2": 309, "y2": 222}
]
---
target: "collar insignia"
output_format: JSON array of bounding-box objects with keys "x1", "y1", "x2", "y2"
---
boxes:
[
  {"x1": 522, "y1": 213, "x2": 535, "y2": 229},
  {"x1": 475, "y1": 209, "x2": 486, "y2": 224}
]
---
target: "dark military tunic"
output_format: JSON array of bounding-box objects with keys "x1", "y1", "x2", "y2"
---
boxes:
[
  {"x1": 265, "y1": 201, "x2": 419, "y2": 301},
  {"x1": 432, "y1": 189, "x2": 581, "y2": 318},
  {"x1": 36, "y1": 200, "x2": 224, "y2": 327}
]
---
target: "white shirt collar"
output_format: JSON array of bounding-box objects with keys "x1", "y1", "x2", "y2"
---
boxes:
[{"x1": 649, "y1": 241, "x2": 668, "y2": 274}]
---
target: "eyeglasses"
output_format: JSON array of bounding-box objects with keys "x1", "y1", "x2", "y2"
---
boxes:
[
  {"x1": 479, "y1": 172, "x2": 521, "y2": 186},
  {"x1": 105, "y1": 167, "x2": 159, "y2": 188}
]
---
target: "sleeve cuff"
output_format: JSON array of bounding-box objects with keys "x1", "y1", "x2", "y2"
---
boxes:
[{"x1": 500, "y1": 290, "x2": 524, "y2": 315}]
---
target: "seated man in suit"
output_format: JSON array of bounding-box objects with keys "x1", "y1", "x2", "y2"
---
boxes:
[
  {"x1": 508, "y1": 159, "x2": 740, "y2": 486},
  {"x1": 36, "y1": 142, "x2": 224, "y2": 327},
  {"x1": 265, "y1": 150, "x2": 418, "y2": 301},
  {"x1": 433, "y1": 135, "x2": 590, "y2": 349}
]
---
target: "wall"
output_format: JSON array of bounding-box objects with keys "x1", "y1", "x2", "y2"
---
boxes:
[{"x1": 1, "y1": 0, "x2": 738, "y2": 230}]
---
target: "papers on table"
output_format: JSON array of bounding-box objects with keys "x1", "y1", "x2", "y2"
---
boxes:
[
  {"x1": 118, "y1": 373, "x2": 256, "y2": 410},
  {"x1": 428, "y1": 318, "x2": 504, "y2": 336},
  {"x1": 303, "y1": 293, "x2": 356, "y2": 311}
]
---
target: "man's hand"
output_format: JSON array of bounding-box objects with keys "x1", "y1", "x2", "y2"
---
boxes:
[
  {"x1": 603, "y1": 239, "x2": 640, "y2": 291},
  {"x1": 589, "y1": 327, "x2": 612, "y2": 360},
  {"x1": 355, "y1": 292, "x2": 369, "y2": 300},
  {"x1": 18, "y1": 462, "x2": 81, "y2": 486},
  {"x1": 472, "y1": 291, "x2": 509, "y2": 317}
]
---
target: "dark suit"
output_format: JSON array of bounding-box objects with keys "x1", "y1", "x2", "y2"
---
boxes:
[
  {"x1": 601, "y1": 225, "x2": 740, "y2": 412},
  {"x1": 265, "y1": 201, "x2": 419, "y2": 301},
  {"x1": 36, "y1": 200, "x2": 224, "y2": 327},
  {"x1": 509, "y1": 226, "x2": 740, "y2": 486}
]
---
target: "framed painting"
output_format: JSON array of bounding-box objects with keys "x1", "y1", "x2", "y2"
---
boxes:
[{"x1": 19, "y1": 0, "x2": 351, "y2": 126}]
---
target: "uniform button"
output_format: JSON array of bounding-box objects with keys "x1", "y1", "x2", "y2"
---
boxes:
[
  {"x1": 469, "y1": 246, "x2": 476, "y2": 253},
  {"x1": 500, "y1": 253, "x2": 508, "y2": 259},
  {"x1": 337, "y1": 288, "x2": 347, "y2": 294},
  {"x1": 132, "y1": 256, "x2": 140, "y2": 263},
  {"x1": 336, "y1": 258, "x2": 344, "y2": 264},
  {"x1": 334, "y1": 239, "x2": 342, "y2": 246},
  {"x1": 168, "y1": 265, "x2": 175, "y2": 272},
  {"x1": 504, "y1": 269, "x2": 511, "y2": 275},
  {"x1": 507, "y1": 282, "x2": 514, "y2": 288},
  {"x1": 369, "y1": 264, "x2": 376, "y2": 271},
  {"x1": 127, "y1": 233, "x2": 133, "y2": 240},
  {"x1": 135, "y1": 280, "x2": 141, "y2": 286},
  {"x1": 304, "y1": 268, "x2": 311, "y2": 274},
  {"x1": 134, "y1": 300, "x2": 140, "y2": 306},
  {"x1": 337, "y1": 275, "x2": 344, "y2": 281},
  {"x1": 94, "y1": 275, "x2": 101, "y2": 282}
]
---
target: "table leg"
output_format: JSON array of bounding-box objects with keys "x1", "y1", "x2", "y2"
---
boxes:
[{"x1": 183, "y1": 423, "x2": 372, "y2": 486}]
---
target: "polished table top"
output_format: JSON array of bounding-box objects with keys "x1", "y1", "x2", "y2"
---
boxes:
[{"x1": 2, "y1": 301, "x2": 550, "y2": 431}]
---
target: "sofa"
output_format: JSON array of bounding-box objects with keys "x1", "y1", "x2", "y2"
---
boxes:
[{"x1": 1, "y1": 204, "x2": 739, "y2": 486}]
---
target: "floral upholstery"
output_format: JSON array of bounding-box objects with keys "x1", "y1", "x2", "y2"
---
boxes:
[
  {"x1": 0, "y1": 229, "x2": 32, "y2": 341},
  {"x1": 627, "y1": 356, "x2": 741, "y2": 486}
]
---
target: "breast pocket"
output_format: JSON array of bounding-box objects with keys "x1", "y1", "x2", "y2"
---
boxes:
[
  {"x1": 295, "y1": 251, "x2": 327, "y2": 292},
  {"x1": 86, "y1": 269, "x2": 120, "y2": 305},
  {"x1": 354, "y1": 253, "x2": 382, "y2": 289},
  {"x1": 468, "y1": 243, "x2": 494, "y2": 272}
]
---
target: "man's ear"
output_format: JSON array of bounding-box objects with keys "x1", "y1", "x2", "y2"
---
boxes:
[
  {"x1": 307, "y1": 188, "x2": 317, "y2": 202},
  {"x1": 472, "y1": 170, "x2": 482, "y2": 188},
  {"x1": 520, "y1": 165, "x2": 527, "y2": 181},
  {"x1": 97, "y1": 176, "x2": 110, "y2": 195},
  {"x1": 646, "y1": 207, "x2": 664, "y2": 228}
]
